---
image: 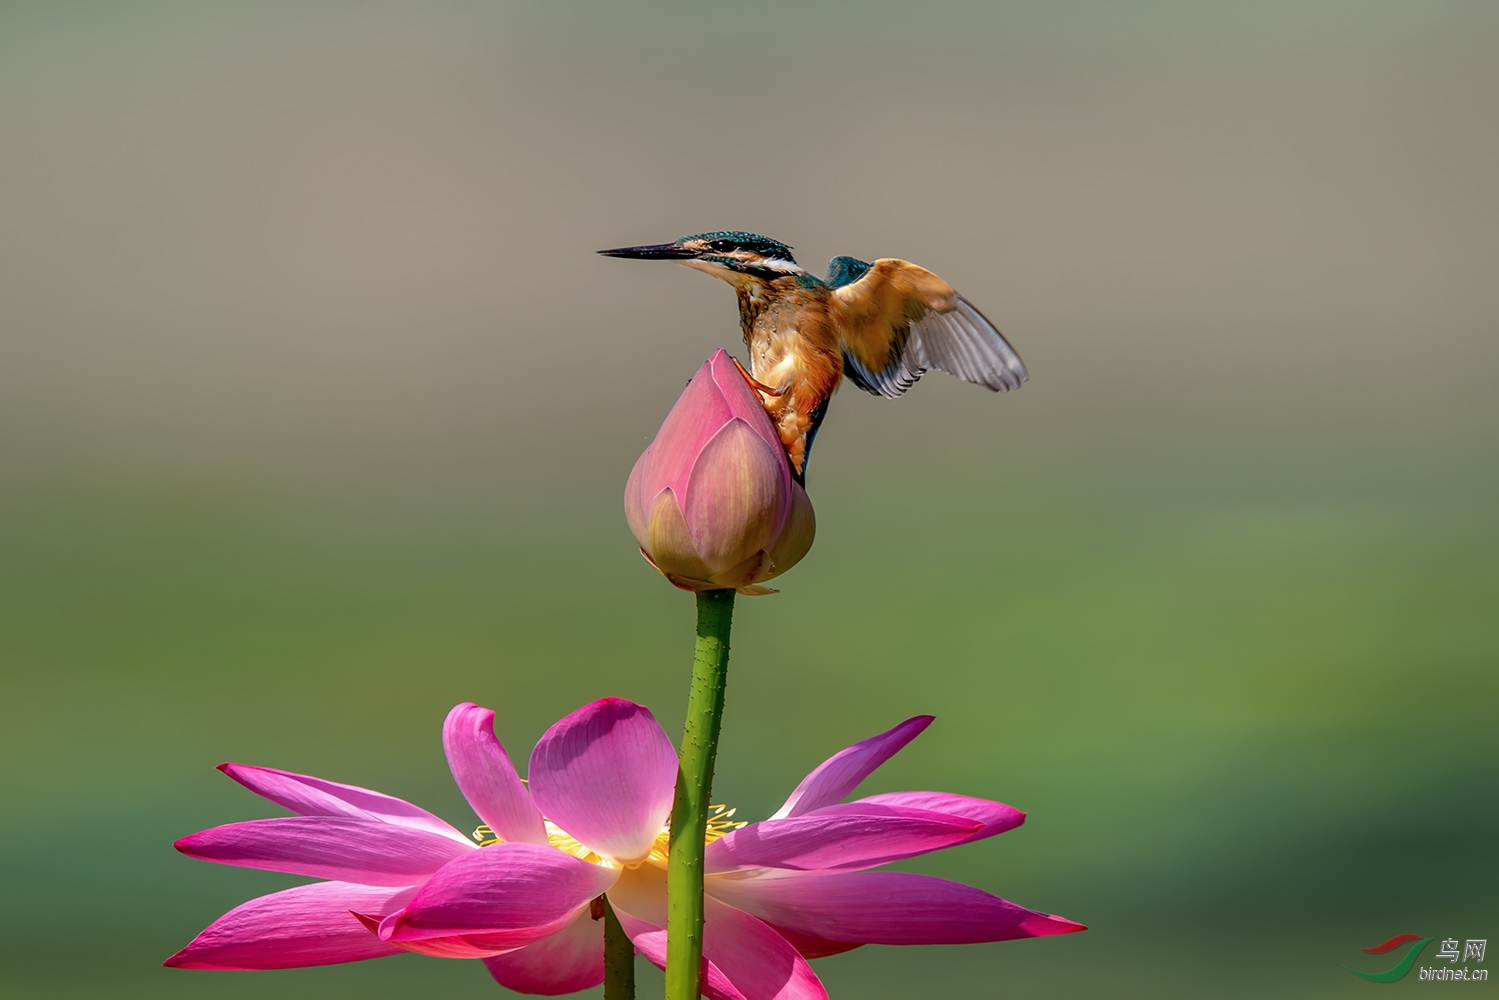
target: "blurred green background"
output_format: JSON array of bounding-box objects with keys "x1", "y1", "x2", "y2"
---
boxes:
[{"x1": 2, "y1": 2, "x2": 1495, "y2": 997}]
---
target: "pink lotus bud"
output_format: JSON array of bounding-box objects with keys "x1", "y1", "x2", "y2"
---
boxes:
[{"x1": 625, "y1": 350, "x2": 815, "y2": 595}]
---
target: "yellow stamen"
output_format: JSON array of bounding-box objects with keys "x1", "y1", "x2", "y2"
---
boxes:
[
  {"x1": 705, "y1": 803, "x2": 748, "y2": 841},
  {"x1": 645, "y1": 803, "x2": 747, "y2": 865},
  {"x1": 472, "y1": 805, "x2": 747, "y2": 867},
  {"x1": 546, "y1": 821, "x2": 612, "y2": 866}
]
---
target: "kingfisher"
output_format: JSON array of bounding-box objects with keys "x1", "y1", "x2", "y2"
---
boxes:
[{"x1": 600, "y1": 231, "x2": 1027, "y2": 484}]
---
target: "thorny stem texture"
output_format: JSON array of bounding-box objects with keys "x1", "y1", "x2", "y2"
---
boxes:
[
  {"x1": 601, "y1": 895, "x2": 635, "y2": 999},
  {"x1": 664, "y1": 588, "x2": 735, "y2": 999}
]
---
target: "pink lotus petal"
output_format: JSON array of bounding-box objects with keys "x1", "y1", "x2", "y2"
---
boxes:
[
  {"x1": 367, "y1": 917, "x2": 539, "y2": 959},
  {"x1": 682, "y1": 419, "x2": 786, "y2": 571},
  {"x1": 528, "y1": 698, "x2": 678, "y2": 864},
  {"x1": 483, "y1": 905, "x2": 606, "y2": 995},
  {"x1": 608, "y1": 866, "x2": 827, "y2": 1000},
  {"x1": 763, "y1": 482, "x2": 815, "y2": 579},
  {"x1": 353, "y1": 910, "x2": 543, "y2": 960},
  {"x1": 696, "y1": 897, "x2": 831, "y2": 1000},
  {"x1": 624, "y1": 448, "x2": 653, "y2": 543},
  {"x1": 705, "y1": 804, "x2": 980, "y2": 874},
  {"x1": 626, "y1": 350, "x2": 810, "y2": 592},
  {"x1": 760, "y1": 924, "x2": 863, "y2": 961},
  {"x1": 645, "y1": 488, "x2": 715, "y2": 583},
  {"x1": 442, "y1": 703, "x2": 548, "y2": 845},
  {"x1": 175, "y1": 816, "x2": 473, "y2": 885},
  {"x1": 706, "y1": 349, "x2": 784, "y2": 450},
  {"x1": 853, "y1": 791, "x2": 1025, "y2": 846},
  {"x1": 702, "y1": 351, "x2": 792, "y2": 539},
  {"x1": 382, "y1": 842, "x2": 617, "y2": 945},
  {"x1": 770, "y1": 716, "x2": 934, "y2": 819},
  {"x1": 647, "y1": 356, "x2": 736, "y2": 498},
  {"x1": 709, "y1": 871, "x2": 1086, "y2": 946},
  {"x1": 163, "y1": 881, "x2": 415, "y2": 970},
  {"x1": 217, "y1": 762, "x2": 470, "y2": 844}
]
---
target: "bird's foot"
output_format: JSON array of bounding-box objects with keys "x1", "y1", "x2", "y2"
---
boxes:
[{"x1": 731, "y1": 356, "x2": 785, "y2": 397}]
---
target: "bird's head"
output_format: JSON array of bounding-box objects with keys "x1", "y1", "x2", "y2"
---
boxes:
[{"x1": 598, "y1": 231, "x2": 804, "y2": 284}]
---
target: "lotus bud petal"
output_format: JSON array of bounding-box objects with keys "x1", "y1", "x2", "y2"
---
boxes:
[{"x1": 625, "y1": 350, "x2": 815, "y2": 594}]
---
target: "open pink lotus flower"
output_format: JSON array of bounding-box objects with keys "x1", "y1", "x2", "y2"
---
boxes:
[
  {"x1": 168, "y1": 699, "x2": 1081, "y2": 997},
  {"x1": 625, "y1": 349, "x2": 815, "y2": 595}
]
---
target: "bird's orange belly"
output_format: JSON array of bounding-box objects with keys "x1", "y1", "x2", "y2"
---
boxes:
[{"x1": 748, "y1": 333, "x2": 840, "y2": 476}]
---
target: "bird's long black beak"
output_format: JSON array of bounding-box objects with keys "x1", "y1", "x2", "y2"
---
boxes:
[{"x1": 596, "y1": 243, "x2": 697, "y2": 260}]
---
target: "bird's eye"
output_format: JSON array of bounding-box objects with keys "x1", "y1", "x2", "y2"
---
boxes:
[{"x1": 709, "y1": 240, "x2": 736, "y2": 252}]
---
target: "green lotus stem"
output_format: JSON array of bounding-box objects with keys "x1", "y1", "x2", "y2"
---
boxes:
[
  {"x1": 602, "y1": 895, "x2": 635, "y2": 999},
  {"x1": 665, "y1": 588, "x2": 735, "y2": 999}
]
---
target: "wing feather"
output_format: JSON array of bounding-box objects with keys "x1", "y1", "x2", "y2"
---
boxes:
[{"x1": 831, "y1": 257, "x2": 1027, "y2": 398}]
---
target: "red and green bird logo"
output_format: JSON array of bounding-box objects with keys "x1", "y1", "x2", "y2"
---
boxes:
[{"x1": 1345, "y1": 934, "x2": 1432, "y2": 982}]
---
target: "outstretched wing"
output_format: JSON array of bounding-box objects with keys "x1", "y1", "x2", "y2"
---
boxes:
[{"x1": 829, "y1": 256, "x2": 1027, "y2": 398}]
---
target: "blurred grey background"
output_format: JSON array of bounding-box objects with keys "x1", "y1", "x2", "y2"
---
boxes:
[{"x1": 1, "y1": 2, "x2": 1495, "y2": 997}]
